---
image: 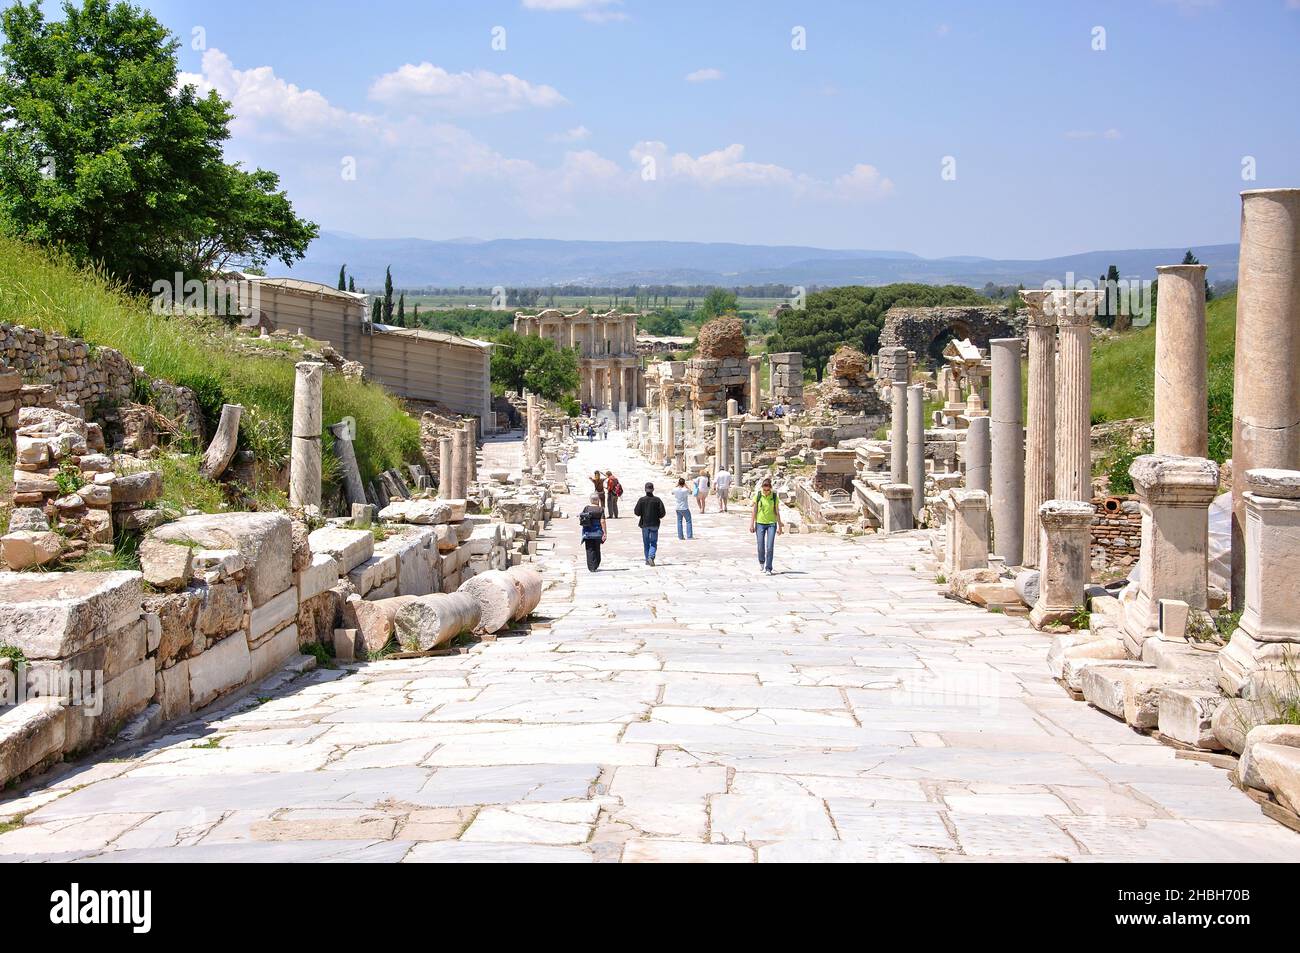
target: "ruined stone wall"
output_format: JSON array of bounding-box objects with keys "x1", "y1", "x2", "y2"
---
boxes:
[
  {"x1": 1090, "y1": 496, "x2": 1142, "y2": 572},
  {"x1": 879, "y1": 306, "x2": 1023, "y2": 363},
  {"x1": 768, "y1": 352, "x2": 804, "y2": 407},
  {"x1": 0, "y1": 323, "x2": 136, "y2": 429}
]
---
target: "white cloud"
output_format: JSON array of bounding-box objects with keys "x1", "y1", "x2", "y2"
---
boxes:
[
  {"x1": 369, "y1": 63, "x2": 567, "y2": 114},
  {"x1": 551, "y1": 125, "x2": 592, "y2": 142},
  {"x1": 1064, "y1": 128, "x2": 1122, "y2": 140},
  {"x1": 521, "y1": 0, "x2": 628, "y2": 22},
  {"x1": 685, "y1": 67, "x2": 724, "y2": 83},
  {"x1": 833, "y1": 163, "x2": 895, "y2": 200}
]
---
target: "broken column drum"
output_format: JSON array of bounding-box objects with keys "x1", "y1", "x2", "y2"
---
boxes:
[{"x1": 289, "y1": 361, "x2": 324, "y2": 510}]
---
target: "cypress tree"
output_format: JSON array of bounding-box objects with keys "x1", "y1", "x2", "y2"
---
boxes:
[
  {"x1": 338, "y1": 264, "x2": 347, "y2": 291},
  {"x1": 397, "y1": 293, "x2": 406, "y2": 326},
  {"x1": 383, "y1": 266, "x2": 394, "y2": 323}
]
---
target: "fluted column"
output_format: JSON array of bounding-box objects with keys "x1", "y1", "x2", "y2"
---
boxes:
[
  {"x1": 1232, "y1": 189, "x2": 1300, "y2": 608},
  {"x1": 438, "y1": 436, "x2": 453, "y2": 498},
  {"x1": 1053, "y1": 289, "x2": 1101, "y2": 504},
  {"x1": 1021, "y1": 291, "x2": 1056, "y2": 567},
  {"x1": 907, "y1": 383, "x2": 925, "y2": 519},
  {"x1": 1155, "y1": 264, "x2": 1210, "y2": 457},
  {"x1": 989, "y1": 338, "x2": 1025, "y2": 566}
]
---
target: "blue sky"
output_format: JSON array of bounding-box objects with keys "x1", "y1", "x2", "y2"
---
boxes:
[{"x1": 127, "y1": 0, "x2": 1300, "y2": 258}]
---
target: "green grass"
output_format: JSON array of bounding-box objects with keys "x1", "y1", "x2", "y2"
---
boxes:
[
  {"x1": 0, "y1": 237, "x2": 421, "y2": 488},
  {"x1": 1090, "y1": 292, "x2": 1236, "y2": 463}
]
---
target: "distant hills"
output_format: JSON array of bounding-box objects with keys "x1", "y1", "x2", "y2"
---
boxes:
[{"x1": 285, "y1": 231, "x2": 1240, "y2": 290}]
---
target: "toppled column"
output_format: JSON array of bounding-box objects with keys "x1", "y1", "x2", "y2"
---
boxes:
[
  {"x1": 1232, "y1": 189, "x2": 1300, "y2": 607},
  {"x1": 1154, "y1": 264, "x2": 1209, "y2": 457},
  {"x1": 907, "y1": 383, "x2": 925, "y2": 519},
  {"x1": 1054, "y1": 290, "x2": 1101, "y2": 503},
  {"x1": 200, "y1": 403, "x2": 243, "y2": 479},
  {"x1": 1021, "y1": 291, "x2": 1056, "y2": 566},
  {"x1": 289, "y1": 361, "x2": 324, "y2": 511},
  {"x1": 327, "y1": 419, "x2": 367, "y2": 507},
  {"x1": 885, "y1": 346, "x2": 909, "y2": 484},
  {"x1": 964, "y1": 415, "x2": 991, "y2": 495},
  {"x1": 1029, "y1": 500, "x2": 1094, "y2": 629},
  {"x1": 989, "y1": 338, "x2": 1025, "y2": 566},
  {"x1": 438, "y1": 436, "x2": 453, "y2": 498},
  {"x1": 394, "y1": 592, "x2": 481, "y2": 651},
  {"x1": 881, "y1": 483, "x2": 914, "y2": 534},
  {"x1": 943, "y1": 488, "x2": 990, "y2": 574},
  {"x1": 1120, "y1": 454, "x2": 1220, "y2": 656},
  {"x1": 1219, "y1": 469, "x2": 1300, "y2": 695},
  {"x1": 459, "y1": 565, "x2": 543, "y2": 634},
  {"x1": 748, "y1": 355, "x2": 762, "y2": 415}
]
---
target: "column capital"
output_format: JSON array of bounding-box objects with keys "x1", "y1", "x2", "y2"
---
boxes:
[
  {"x1": 1038, "y1": 498, "x2": 1094, "y2": 528},
  {"x1": 1019, "y1": 290, "x2": 1056, "y2": 327},
  {"x1": 1050, "y1": 289, "x2": 1104, "y2": 328},
  {"x1": 1129, "y1": 454, "x2": 1219, "y2": 504}
]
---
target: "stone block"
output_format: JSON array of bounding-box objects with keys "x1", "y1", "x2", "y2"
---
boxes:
[
  {"x1": 249, "y1": 586, "x2": 298, "y2": 642},
  {"x1": 1250, "y1": 743, "x2": 1300, "y2": 814},
  {"x1": 250, "y1": 623, "x2": 299, "y2": 683},
  {"x1": 333, "y1": 627, "x2": 358, "y2": 662},
  {"x1": 308, "y1": 526, "x2": 374, "y2": 573},
  {"x1": 1059, "y1": 639, "x2": 1129, "y2": 690},
  {"x1": 297, "y1": 552, "x2": 339, "y2": 602},
  {"x1": 138, "y1": 537, "x2": 194, "y2": 591},
  {"x1": 152, "y1": 512, "x2": 293, "y2": 608},
  {"x1": 1156, "y1": 688, "x2": 1225, "y2": 750},
  {"x1": 1, "y1": 530, "x2": 63, "y2": 570},
  {"x1": 110, "y1": 469, "x2": 162, "y2": 504},
  {"x1": 0, "y1": 570, "x2": 142, "y2": 659},
  {"x1": 189, "y1": 631, "x2": 251, "y2": 709},
  {"x1": 1239, "y1": 724, "x2": 1300, "y2": 791},
  {"x1": 378, "y1": 499, "x2": 453, "y2": 525},
  {"x1": 156, "y1": 658, "x2": 191, "y2": 721},
  {"x1": 0, "y1": 700, "x2": 65, "y2": 786}
]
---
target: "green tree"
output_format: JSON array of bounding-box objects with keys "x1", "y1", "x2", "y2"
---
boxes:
[
  {"x1": 370, "y1": 297, "x2": 381, "y2": 324},
  {"x1": 490, "y1": 331, "x2": 579, "y2": 401},
  {"x1": 768, "y1": 283, "x2": 988, "y2": 381},
  {"x1": 0, "y1": 0, "x2": 316, "y2": 290},
  {"x1": 347, "y1": 276, "x2": 356, "y2": 293},
  {"x1": 700, "y1": 288, "x2": 739, "y2": 321},
  {"x1": 396, "y1": 292, "x2": 406, "y2": 327},
  {"x1": 338, "y1": 264, "x2": 347, "y2": 291},
  {"x1": 383, "y1": 266, "x2": 394, "y2": 323}
]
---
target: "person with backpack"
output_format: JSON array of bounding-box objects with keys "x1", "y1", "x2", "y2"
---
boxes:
[
  {"x1": 605, "y1": 471, "x2": 623, "y2": 518},
  {"x1": 633, "y1": 482, "x2": 666, "y2": 566},
  {"x1": 750, "y1": 477, "x2": 784, "y2": 574},
  {"x1": 672, "y1": 477, "x2": 694, "y2": 540},
  {"x1": 589, "y1": 470, "x2": 606, "y2": 510},
  {"x1": 578, "y1": 493, "x2": 607, "y2": 572}
]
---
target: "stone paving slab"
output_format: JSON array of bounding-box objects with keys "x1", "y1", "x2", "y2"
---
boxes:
[{"x1": 1, "y1": 431, "x2": 1297, "y2": 862}]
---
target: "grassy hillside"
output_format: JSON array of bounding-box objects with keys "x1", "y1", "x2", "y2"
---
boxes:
[
  {"x1": 0, "y1": 237, "x2": 420, "y2": 487},
  {"x1": 1091, "y1": 291, "x2": 1235, "y2": 462}
]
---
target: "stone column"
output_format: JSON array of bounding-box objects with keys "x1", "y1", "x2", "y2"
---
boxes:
[
  {"x1": 1219, "y1": 469, "x2": 1300, "y2": 695},
  {"x1": 1021, "y1": 291, "x2": 1056, "y2": 566},
  {"x1": 1154, "y1": 264, "x2": 1209, "y2": 457},
  {"x1": 748, "y1": 356, "x2": 762, "y2": 415},
  {"x1": 326, "y1": 419, "x2": 366, "y2": 508},
  {"x1": 733, "y1": 428, "x2": 743, "y2": 484},
  {"x1": 1120, "y1": 454, "x2": 1220, "y2": 657},
  {"x1": 907, "y1": 384, "x2": 925, "y2": 519},
  {"x1": 989, "y1": 338, "x2": 1025, "y2": 566},
  {"x1": 664, "y1": 405, "x2": 675, "y2": 466},
  {"x1": 610, "y1": 362, "x2": 623, "y2": 411},
  {"x1": 1054, "y1": 289, "x2": 1100, "y2": 503},
  {"x1": 1232, "y1": 189, "x2": 1300, "y2": 608},
  {"x1": 727, "y1": 398, "x2": 739, "y2": 419},
  {"x1": 438, "y1": 436, "x2": 454, "y2": 498},
  {"x1": 289, "y1": 361, "x2": 324, "y2": 511},
  {"x1": 964, "y1": 415, "x2": 991, "y2": 495},
  {"x1": 463, "y1": 421, "x2": 477, "y2": 490},
  {"x1": 943, "y1": 489, "x2": 989, "y2": 574},
  {"x1": 881, "y1": 483, "x2": 914, "y2": 534},
  {"x1": 525, "y1": 394, "x2": 540, "y2": 468},
  {"x1": 1029, "y1": 500, "x2": 1095, "y2": 629},
  {"x1": 449, "y1": 427, "x2": 466, "y2": 499},
  {"x1": 716, "y1": 420, "x2": 729, "y2": 476},
  {"x1": 886, "y1": 346, "x2": 909, "y2": 484}
]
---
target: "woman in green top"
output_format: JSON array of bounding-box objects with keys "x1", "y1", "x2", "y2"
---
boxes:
[{"x1": 749, "y1": 477, "x2": 783, "y2": 574}]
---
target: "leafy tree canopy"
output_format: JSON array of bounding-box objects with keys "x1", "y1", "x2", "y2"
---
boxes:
[
  {"x1": 767, "y1": 283, "x2": 988, "y2": 380},
  {"x1": 0, "y1": 0, "x2": 317, "y2": 289},
  {"x1": 490, "y1": 330, "x2": 579, "y2": 402}
]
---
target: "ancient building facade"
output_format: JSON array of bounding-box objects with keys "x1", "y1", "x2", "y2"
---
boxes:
[
  {"x1": 513, "y1": 309, "x2": 642, "y2": 412},
  {"x1": 880, "y1": 305, "x2": 1024, "y2": 364}
]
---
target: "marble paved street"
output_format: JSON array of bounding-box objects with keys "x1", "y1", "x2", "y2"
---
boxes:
[{"x1": 2, "y1": 431, "x2": 1297, "y2": 862}]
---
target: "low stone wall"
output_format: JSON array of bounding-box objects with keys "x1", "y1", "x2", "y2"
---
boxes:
[{"x1": 0, "y1": 323, "x2": 136, "y2": 430}]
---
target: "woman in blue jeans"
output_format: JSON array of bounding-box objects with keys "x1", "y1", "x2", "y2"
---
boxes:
[
  {"x1": 672, "y1": 478, "x2": 693, "y2": 539},
  {"x1": 749, "y1": 477, "x2": 784, "y2": 574}
]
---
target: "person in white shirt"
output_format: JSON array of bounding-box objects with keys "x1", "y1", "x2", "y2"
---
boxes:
[
  {"x1": 672, "y1": 478, "x2": 693, "y2": 539},
  {"x1": 693, "y1": 472, "x2": 710, "y2": 513},
  {"x1": 714, "y1": 467, "x2": 733, "y2": 512}
]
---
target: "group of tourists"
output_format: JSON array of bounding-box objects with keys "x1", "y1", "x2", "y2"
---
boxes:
[
  {"x1": 580, "y1": 417, "x2": 609, "y2": 441},
  {"x1": 578, "y1": 466, "x2": 783, "y2": 574}
]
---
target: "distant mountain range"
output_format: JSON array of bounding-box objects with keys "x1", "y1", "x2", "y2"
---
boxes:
[{"x1": 284, "y1": 231, "x2": 1241, "y2": 290}]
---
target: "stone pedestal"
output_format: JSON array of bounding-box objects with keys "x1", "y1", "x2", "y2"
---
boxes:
[
  {"x1": 1021, "y1": 291, "x2": 1056, "y2": 566},
  {"x1": 1220, "y1": 469, "x2": 1300, "y2": 694},
  {"x1": 1053, "y1": 290, "x2": 1100, "y2": 503},
  {"x1": 1030, "y1": 499, "x2": 1094, "y2": 629},
  {"x1": 964, "y1": 415, "x2": 991, "y2": 495},
  {"x1": 943, "y1": 488, "x2": 989, "y2": 574},
  {"x1": 1232, "y1": 189, "x2": 1300, "y2": 608},
  {"x1": 727, "y1": 398, "x2": 739, "y2": 419},
  {"x1": 1154, "y1": 264, "x2": 1209, "y2": 457},
  {"x1": 881, "y1": 483, "x2": 914, "y2": 534},
  {"x1": 1120, "y1": 454, "x2": 1220, "y2": 656},
  {"x1": 289, "y1": 361, "x2": 324, "y2": 511},
  {"x1": 748, "y1": 356, "x2": 762, "y2": 416},
  {"x1": 907, "y1": 384, "x2": 925, "y2": 519},
  {"x1": 989, "y1": 338, "x2": 1025, "y2": 566}
]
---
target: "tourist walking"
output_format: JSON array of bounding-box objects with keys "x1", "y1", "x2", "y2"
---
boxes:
[
  {"x1": 605, "y1": 471, "x2": 623, "y2": 519},
  {"x1": 579, "y1": 494, "x2": 607, "y2": 572},
  {"x1": 673, "y1": 477, "x2": 694, "y2": 540},
  {"x1": 693, "y1": 472, "x2": 710, "y2": 513},
  {"x1": 590, "y1": 470, "x2": 606, "y2": 509},
  {"x1": 634, "y1": 482, "x2": 665, "y2": 566},
  {"x1": 600, "y1": 418, "x2": 609, "y2": 440},
  {"x1": 750, "y1": 477, "x2": 784, "y2": 574},
  {"x1": 715, "y1": 466, "x2": 733, "y2": 512}
]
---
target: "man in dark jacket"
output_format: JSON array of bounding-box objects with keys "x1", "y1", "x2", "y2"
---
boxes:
[{"x1": 633, "y1": 482, "x2": 666, "y2": 566}]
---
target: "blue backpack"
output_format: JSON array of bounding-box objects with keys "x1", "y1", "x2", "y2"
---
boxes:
[{"x1": 579, "y1": 507, "x2": 603, "y2": 541}]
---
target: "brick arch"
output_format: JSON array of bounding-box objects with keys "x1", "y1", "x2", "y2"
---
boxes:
[{"x1": 879, "y1": 306, "x2": 1023, "y2": 367}]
